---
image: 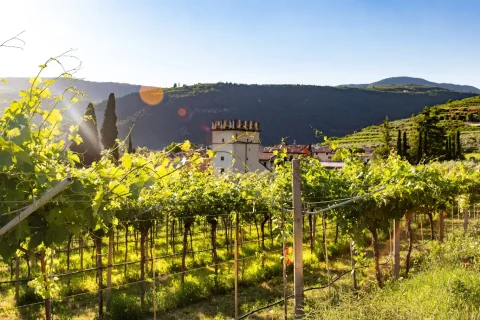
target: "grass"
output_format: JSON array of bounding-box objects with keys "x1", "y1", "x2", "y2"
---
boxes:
[
  {"x1": 304, "y1": 220, "x2": 480, "y2": 320},
  {"x1": 307, "y1": 264, "x2": 480, "y2": 320}
]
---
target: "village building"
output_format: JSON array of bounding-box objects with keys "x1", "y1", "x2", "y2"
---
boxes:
[
  {"x1": 311, "y1": 146, "x2": 334, "y2": 161},
  {"x1": 211, "y1": 119, "x2": 266, "y2": 173},
  {"x1": 210, "y1": 119, "x2": 355, "y2": 172}
]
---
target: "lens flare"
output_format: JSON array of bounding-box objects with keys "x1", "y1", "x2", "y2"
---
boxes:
[
  {"x1": 201, "y1": 123, "x2": 210, "y2": 132},
  {"x1": 139, "y1": 86, "x2": 164, "y2": 106},
  {"x1": 178, "y1": 107, "x2": 187, "y2": 117}
]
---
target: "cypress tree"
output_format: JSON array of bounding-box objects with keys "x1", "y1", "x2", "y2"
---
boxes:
[
  {"x1": 423, "y1": 131, "x2": 428, "y2": 158},
  {"x1": 128, "y1": 134, "x2": 133, "y2": 154},
  {"x1": 100, "y1": 93, "x2": 119, "y2": 161},
  {"x1": 70, "y1": 103, "x2": 101, "y2": 166},
  {"x1": 451, "y1": 135, "x2": 456, "y2": 159},
  {"x1": 447, "y1": 135, "x2": 452, "y2": 159},
  {"x1": 402, "y1": 132, "x2": 408, "y2": 159},
  {"x1": 396, "y1": 130, "x2": 402, "y2": 156},
  {"x1": 445, "y1": 138, "x2": 449, "y2": 160},
  {"x1": 417, "y1": 131, "x2": 423, "y2": 163},
  {"x1": 456, "y1": 130, "x2": 462, "y2": 159}
]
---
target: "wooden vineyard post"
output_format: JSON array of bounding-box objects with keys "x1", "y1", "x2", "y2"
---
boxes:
[
  {"x1": 464, "y1": 208, "x2": 469, "y2": 235},
  {"x1": 439, "y1": 211, "x2": 444, "y2": 242},
  {"x1": 292, "y1": 159, "x2": 304, "y2": 319},
  {"x1": 106, "y1": 227, "x2": 114, "y2": 312},
  {"x1": 234, "y1": 211, "x2": 239, "y2": 320},
  {"x1": 393, "y1": 219, "x2": 400, "y2": 279}
]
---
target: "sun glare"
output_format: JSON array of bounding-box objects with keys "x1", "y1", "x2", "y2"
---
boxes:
[{"x1": 139, "y1": 86, "x2": 164, "y2": 106}]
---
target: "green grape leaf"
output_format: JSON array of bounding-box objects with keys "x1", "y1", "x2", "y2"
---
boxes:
[
  {"x1": 42, "y1": 109, "x2": 62, "y2": 125},
  {"x1": 92, "y1": 189, "x2": 104, "y2": 215},
  {"x1": 181, "y1": 140, "x2": 191, "y2": 151}
]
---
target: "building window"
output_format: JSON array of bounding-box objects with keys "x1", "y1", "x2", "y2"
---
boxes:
[
  {"x1": 221, "y1": 156, "x2": 224, "y2": 161},
  {"x1": 220, "y1": 168, "x2": 225, "y2": 173},
  {"x1": 222, "y1": 138, "x2": 225, "y2": 142},
  {"x1": 246, "y1": 157, "x2": 248, "y2": 160}
]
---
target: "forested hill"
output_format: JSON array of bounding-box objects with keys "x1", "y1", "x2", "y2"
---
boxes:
[
  {"x1": 0, "y1": 77, "x2": 140, "y2": 106},
  {"x1": 340, "y1": 76, "x2": 480, "y2": 94},
  {"x1": 93, "y1": 83, "x2": 475, "y2": 149}
]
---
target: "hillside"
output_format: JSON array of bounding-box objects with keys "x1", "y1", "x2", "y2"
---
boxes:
[
  {"x1": 333, "y1": 95, "x2": 480, "y2": 152},
  {"x1": 0, "y1": 77, "x2": 140, "y2": 107},
  {"x1": 92, "y1": 83, "x2": 475, "y2": 149},
  {"x1": 340, "y1": 76, "x2": 480, "y2": 94}
]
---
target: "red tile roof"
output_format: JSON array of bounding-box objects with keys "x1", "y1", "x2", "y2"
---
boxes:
[
  {"x1": 259, "y1": 152, "x2": 275, "y2": 161},
  {"x1": 312, "y1": 146, "x2": 333, "y2": 153}
]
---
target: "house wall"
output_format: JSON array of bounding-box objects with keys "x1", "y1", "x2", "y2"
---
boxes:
[
  {"x1": 313, "y1": 152, "x2": 332, "y2": 161},
  {"x1": 212, "y1": 129, "x2": 266, "y2": 173}
]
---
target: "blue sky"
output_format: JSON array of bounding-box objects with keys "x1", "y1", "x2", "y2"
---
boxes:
[{"x1": 1, "y1": 0, "x2": 479, "y2": 88}]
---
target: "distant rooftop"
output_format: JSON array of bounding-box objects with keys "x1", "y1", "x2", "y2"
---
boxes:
[{"x1": 262, "y1": 144, "x2": 308, "y2": 154}]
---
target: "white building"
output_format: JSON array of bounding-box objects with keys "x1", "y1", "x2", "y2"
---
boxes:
[
  {"x1": 211, "y1": 119, "x2": 267, "y2": 173},
  {"x1": 312, "y1": 146, "x2": 334, "y2": 161}
]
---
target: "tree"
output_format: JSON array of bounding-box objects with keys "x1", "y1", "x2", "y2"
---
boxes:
[
  {"x1": 402, "y1": 132, "x2": 408, "y2": 159},
  {"x1": 173, "y1": 83, "x2": 177, "y2": 88},
  {"x1": 417, "y1": 131, "x2": 423, "y2": 163},
  {"x1": 381, "y1": 116, "x2": 391, "y2": 147},
  {"x1": 414, "y1": 110, "x2": 446, "y2": 162},
  {"x1": 100, "y1": 93, "x2": 119, "y2": 161},
  {"x1": 374, "y1": 116, "x2": 392, "y2": 159},
  {"x1": 445, "y1": 138, "x2": 450, "y2": 160},
  {"x1": 451, "y1": 135, "x2": 456, "y2": 159},
  {"x1": 128, "y1": 134, "x2": 133, "y2": 154},
  {"x1": 423, "y1": 131, "x2": 428, "y2": 158},
  {"x1": 456, "y1": 130, "x2": 463, "y2": 159},
  {"x1": 70, "y1": 103, "x2": 101, "y2": 166},
  {"x1": 396, "y1": 130, "x2": 402, "y2": 156}
]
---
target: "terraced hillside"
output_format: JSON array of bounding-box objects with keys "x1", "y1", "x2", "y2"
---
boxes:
[{"x1": 332, "y1": 95, "x2": 480, "y2": 152}]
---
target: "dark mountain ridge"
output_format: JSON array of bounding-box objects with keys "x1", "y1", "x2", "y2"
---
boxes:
[{"x1": 93, "y1": 83, "x2": 476, "y2": 149}]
